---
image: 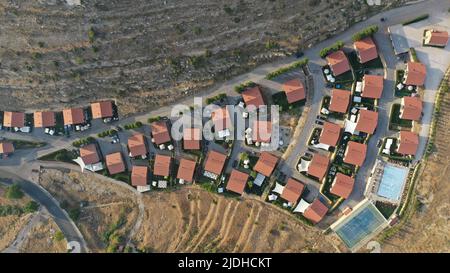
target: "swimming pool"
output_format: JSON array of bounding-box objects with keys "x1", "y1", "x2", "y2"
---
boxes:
[
  {"x1": 377, "y1": 164, "x2": 409, "y2": 201},
  {"x1": 334, "y1": 202, "x2": 387, "y2": 249}
]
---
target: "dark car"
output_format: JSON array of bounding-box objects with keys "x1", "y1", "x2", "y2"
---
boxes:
[
  {"x1": 377, "y1": 139, "x2": 383, "y2": 148},
  {"x1": 317, "y1": 115, "x2": 327, "y2": 121},
  {"x1": 295, "y1": 51, "x2": 304, "y2": 58},
  {"x1": 232, "y1": 160, "x2": 238, "y2": 168},
  {"x1": 315, "y1": 120, "x2": 324, "y2": 125},
  {"x1": 380, "y1": 17, "x2": 386, "y2": 22}
]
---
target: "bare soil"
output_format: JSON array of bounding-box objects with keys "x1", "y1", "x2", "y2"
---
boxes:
[
  {"x1": 0, "y1": 0, "x2": 401, "y2": 115},
  {"x1": 38, "y1": 169, "x2": 139, "y2": 252},
  {"x1": 132, "y1": 186, "x2": 345, "y2": 253},
  {"x1": 19, "y1": 214, "x2": 67, "y2": 253}
]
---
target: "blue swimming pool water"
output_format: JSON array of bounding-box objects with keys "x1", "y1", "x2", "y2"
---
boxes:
[
  {"x1": 335, "y1": 203, "x2": 386, "y2": 249},
  {"x1": 377, "y1": 164, "x2": 409, "y2": 201}
]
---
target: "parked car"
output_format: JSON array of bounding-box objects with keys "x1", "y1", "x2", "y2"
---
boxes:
[
  {"x1": 295, "y1": 50, "x2": 304, "y2": 58},
  {"x1": 315, "y1": 120, "x2": 324, "y2": 125},
  {"x1": 380, "y1": 17, "x2": 386, "y2": 22},
  {"x1": 111, "y1": 135, "x2": 120, "y2": 144},
  {"x1": 232, "y1": 160, "x2": 238, "y2": 168},
  {"x1": 377, "y1": 139, "x2": 383, "y2": 148},
  {"x1": 317, "y1": 115, "x2": 327, "y2": 121}
]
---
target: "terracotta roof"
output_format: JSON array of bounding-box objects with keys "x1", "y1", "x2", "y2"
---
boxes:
[
  {"x1": 183, "y1": 127, "x2": 201, "y2": 150},
  {"x1": 0, "y1": 141, "x2": 14, "y2": 154},
  {"x1": 424, "y1": 29, "x2": 449, "y2": 46},
  {"x1": 397, "y1": 131, "x2": 419, "y2": 155},
  {"x1": 319, "y1": 122, "x2": 341, "y2": 147},
  {"x1": 354, "y1": 37, "x2": 378, "y2": 63},
  {"x1": 282, "y1": 79, "x2": 306, "y2": 104},
  {"x1": 226, "y1": 169, "x2": 249, "y2": 195},
  {"x1": 252, "y1": 120, "x2": 272, "y2": 143},
  {"x1": 211, "y1": 107, "x2": 232, "y2": 132},
  {"x1": 151, "y1": 120, "x2": 171, "y2": 145},
  {"x1": 400, "y1": 96, "x2": 422, "y2": 121},
  {"x1": 128, "y1": 133, "x2": 147, "y2": 157},
  {"x1": 34, "y1": 111, "x2": 56, "y2": 128},
  {"x1": 254, "y1": 152, "x2": 278, "y2": 177},
  {"x1": 326, "y1": 50, "x2": 351, "y2": 76},
  {"x1": 330, "y1": 173, "x2": 355, "y2": 199},
  {"x1": 177, "y1": 158, "x2": 196, "y2": 183},
  {"x1": 204, "y1": 150, "x2": 227, "y2": 176},
  {"x1": 241, "y1": 86, "x2": 265, "y2": 108},
  {"x1": 63, "y1": 108, "x2": 85, "y2": 125},
  {"x1": 362, "y1": 74, "x2": 384, "y2": 99},
  {"x1": 303, "y1": 199, "x2": 328, "y2": 224},
  {"x1": 307, "y1": 153, "x2": 330, "y2": 181},
  {"x1": 153, "y1": 154, "x2": 172, "y2": 177},
  {"x1": 329, "y1": 89, "x2": 350, "y2": 113},
  {"x1": 280, "y1": 178, "x2": 305, "y2": 204},
  {"x1": 3, "y1": 112, "x2": 25, "y2": 128},
  {"x1": 355, "y1": 109, "x2": 378, "y2": 134},
  {"x1": 131, "y1": 166, "x2": 148, "y2": 186},
  {"x1": 404, "y1": 62, "x2": 426, "y2": 86},
  {"x1": 344, "y1": 141, "x2": 367, "y2": 166},
  {"x1": 105, "y1": 152, "x2": 125, "y2": 175},
  {"x1": 91, "y1": 101, "x2": 114, "y2": 119},
  {"x1": 79, "y1": 144, "x2": 100, "y2": 165}
]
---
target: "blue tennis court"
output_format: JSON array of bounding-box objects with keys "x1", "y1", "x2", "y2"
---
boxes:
[
  {"x1": 377, "y1": 164, "x2": 408, "y2": 201},
  {"x1": 335, "y1": 203, "x2": 386, "y2": 249}
]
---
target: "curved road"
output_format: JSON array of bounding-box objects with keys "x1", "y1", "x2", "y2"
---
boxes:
[{"x1": 0, "y1": 169, "x2": 88, "y2": 253}]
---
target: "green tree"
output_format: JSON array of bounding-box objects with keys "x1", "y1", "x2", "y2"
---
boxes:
[
  {"x1": 54, "y1": 231, "x2": 65, "y2": 242},
  {"x1": 5, "y1": 184, "x2": 24, "y2": 199},
  {"x1": 24, "y1": 201, "x2": 39, "y2": 213}
]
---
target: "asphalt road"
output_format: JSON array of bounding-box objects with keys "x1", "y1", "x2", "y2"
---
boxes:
[{"x1": 0, "y1": 170, "x2": 88, "y2": 253}]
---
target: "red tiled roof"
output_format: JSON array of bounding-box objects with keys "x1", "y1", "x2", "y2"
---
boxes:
[
  {"x1": 303, "y1": 199, "x2": 328, "y2": 224},
  {"x1": 404, "y1": 62, "x2": 426, "y2": 86},
  {"x1": 153, "y1": 154, "x2": 172, "y2": 177},
  {"x1": 131, "y1": 166, "x2": 148, "y2": 186},
  {"x1": 63, "y1": 108, "x2": 85, "y2": 125},
  {"x1": 362, "y1": 74, "x2": 384, "y2": 99},
  {"x1": 330, "y1": 173, "x2": 355, "y2": 199},
  {"x1": 3, "y1": 112, "x2": 25, "y2": 128},
  {"x1": 91, "y1": 101, "x2": 113, "y2": 119},
  {"x1": 319, "y1": 122, "x2": 341, "y2": 147},
  {"x1": 400, "y1": 96, "x2": 422, "y2": 121},
  {"x1": 226, "y1": 169, "x2": 249, "y2": 195},
  {"x1": 307, "y1": 153, "x2": 330, "y2": 181},
  {"x1": 212, "y1": 107, "x2": 232, "y2": 132},
  {"x1": 128, "y1": 133, "x2": 147, "y2": 157},
  {"x1": 252, "y1": 120, "x2": 272, "y2": 143},
  {"x1": 34, "y1": 111, "x2": 56, "y2": 128},
  {"x1": 105, "y1": 152, "x2": 125, "y2": 175},
  {"x1": 241, "y1": 86, "x2": 265, "y2": 108},
  {"x1": 282, "y1": 79, "x2": 306, "y2": 104},
  {"x1": 0, "y1": 141, "x2": 14, "y2": 154},
  {"x1": 329, "y1": 89, "x2": 350, "y2": 113},
  {"x1": 177, "y1": 158, "x2": 197, "y2": 183},
  {"x1": 424, "y1": 29, "x2": 449, "y2": 46},
  {"x1": 355, "y1": 109, "x2": 378, "y2": 134},
  {"x1": 344, "y1": 141, "x2": 367, "y2": 166},
  {"x1": 204, "y1": 150, "x2": 227, "y2": 176},
  {"x1": 183, "y1": 128, "x2": 201, "y2": 150},
  {"x1": 151, "y1": 121, "x2": 171, "y2": 145},
  {"x1": 79, "y1": 144, "x2": 100, "y2": 165},
  {"x1": 254, "y1": 152, "x2": 278, "y2": 177},
  {"x1": 397, "y1": 131, "x2": 419, "y2": 155},
  {"x1": 354, "y1": 37, "x2": 378, "y2": 63},
  {"x1": 280, "y1": 178, "x2": 305, "y2": 204},
  {"x1": 326, "y1": 50, "x2": 351, "y2": 76}
]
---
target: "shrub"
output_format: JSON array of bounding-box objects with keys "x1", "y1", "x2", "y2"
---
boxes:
[
  {"x1": 54, "y1": 231, "x2": 65, "y2": 242},
  {"x1": 23, "y1": 201, "x2": 39, "y2": 213},
  {"x1": 5, "y1": 184, "x2": 24, "y2": 199},
  {"x1": 148, "y1": 116, "x2": 161, "y2": 123},
  {"x1": 402, "y1": 14, "x2": 429, "y2": 26},
  {"x1": 265, "y1": 58, "x2": 309, "y2": 80},
  {"x1": 88, "y1": 27, "x2": 96, "y2": 43},
  {"x1": 234, "y1": 81, "x2": 257, "y2": 93},
  {"x1": 206, "y1": 93, "x2": 227, "y2": 104},
  {"x1": 352, "y1": 25, "x2": 379, "y2": 42},
  {"x1": 319, "y1": 41, "x2": 344, "y2": 58},
  {"x1": 124, "y1": 121, "x2": 143, "y2": 130}
]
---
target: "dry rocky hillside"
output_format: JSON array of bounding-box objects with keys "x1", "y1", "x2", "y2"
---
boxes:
[
  {"x1": 132, "y1": 186, "x2": 345, "y2": 253},
  {"x1": 0, "y1": 0, "x2": 403, "y2": 115}
]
